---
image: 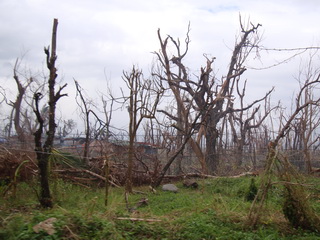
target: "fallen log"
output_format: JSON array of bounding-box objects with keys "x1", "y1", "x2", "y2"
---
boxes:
[
  {"x1": 162, "y1": 172, "x2": 258, "y2": 180},
  {"x1": 53, "y1": 169, "x2": 121, "y2": 188},
  {"x1": 115, "y1": 217, "x2": 161, "y2": 222}
]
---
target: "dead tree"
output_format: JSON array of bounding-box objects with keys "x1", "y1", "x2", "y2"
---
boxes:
[
  {"x1": 203, "y1": 21, "x2": 264, "y2": 173},
  {"x1": 296, "y1": 55, "x2": 320, "y2": 173},
  {"x1": 248, "y1": 77, "x2": 320, "y2": 227},
  {"x1": 75, "y1": 79, "x2": 113, "y2": 162},
  {"x1": 154, "y1": 20, "x2": 266, "y2": 174},
  {"x1": 284, "y1": 58, "x2": 320, "y2": 172},
  {"x1": 5, "y1": 58, "x2": 35, "y2": 145},
  {"x1": 151, "y1": 57, "x2": 212, "y2": 186},
  {"x1": 153, "y1": 24, "x2": 209, "y2": 174},
  {"x1": 57, "y1": 118, "x2": 76, "y2": 143},
  {"x1": 152, "y1": 99, "x2": 205, "y2": 187},
  {"x1": 74, "y1": 79, "x2": 93, "y2": 163},
  {"x1": 101, "y1": 95, "x2": 114, "y2": 141},
  {"x1": 299, "y1": 95, "x2": 320, "y2": 173},
  {"x1": 157, "y1": 101, "x2": 191, "y2": 174},
  {"x1": 34, "y1": 19, "x2": 67, "y2": 208},
  {"x1": 228, "y1": 79, "x2": 275, "y2": 166},
  {"x1": 12, "y1": 59, "x2": 32, "y2": 143},
  {"x1": 121, "y1": 66, "x2": 163, "y2": 193}
]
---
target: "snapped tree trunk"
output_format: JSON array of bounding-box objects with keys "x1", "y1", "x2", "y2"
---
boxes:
[{"x1": 34, "y1": 18, "x2": 67, "y2": 208}]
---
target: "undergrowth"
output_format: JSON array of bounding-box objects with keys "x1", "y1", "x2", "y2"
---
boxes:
[{"x1": 0, "y1": 177, "x2": 319, "y2": 239}]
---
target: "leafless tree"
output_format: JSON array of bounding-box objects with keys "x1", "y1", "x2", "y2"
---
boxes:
[
  {"x1": 74, "y1": 79, "x2": 93, "y2": 163},
  {"x1": 100, "y1": 95, "x2": 114, "y2": 141},
  {"x1": 227, "y1": 79, "x2": 275, "y2": 166},
  {"x1": 284, "y1": 53, "x2": 320, "y2": 172},
  {"x1": 34, "y1": 19, "x2": 67, "y2": 208},
  {"x1": 57, "y1": 118, "x2": 76, "y2": 141},
  {"x1": 13, "y1": 60, "x2": 32, "y2": 138},
  {"x1": 153, "y1": 19, "x2": 276, "y2": 174},
  {"x1": 299, "y1": 93, "x2": 320, "y2": 173},
  {"x1": 5, "y1": 58, "x2": 35, "y2": 145},
  {"x1": 74, "y1": 80, "x2": 109, "y2": 162},
  {"x1": 0, "y1": 54, "x2": 48, "y2": 144},
  {"x1": 249, "y1": 76, "x2": 320, "y2": 227},
  {"x1": 153, "y1": 24, "x2": 210, "y2": 174},
  {"x1": 152, "y1": 100, "x2": 205, "y2": 187},
  {"x1": 121, "y1": 66, "x2": 163, "y2": 193}
]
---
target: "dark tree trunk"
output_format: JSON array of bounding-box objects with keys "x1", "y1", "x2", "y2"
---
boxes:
[
  {"x1": 34, "y1": 19, "x2": 67, "y2": 208},
  {"x1": 125, "y1": 135, "x2": 134, "y2": 193},
  {"x1": 205, "y1": 125, "x2": 219, "y2": 174},
  {"x1": 38, "y1": 152, "x2": 52, "y2": 207},
  {"x1": 13, "y1": 90, "x2": 25, "y2": 144},
  {"x1": 83, "y1": 112, "x2": 90, "y2": 163},
  {"x1": 34, "y1": 92, "x2": 53, "y2": 208}
]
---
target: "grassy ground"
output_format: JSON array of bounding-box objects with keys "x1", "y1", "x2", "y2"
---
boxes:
[{"x1": 0, "y1": 176, "x2": 320, "y2": 239}]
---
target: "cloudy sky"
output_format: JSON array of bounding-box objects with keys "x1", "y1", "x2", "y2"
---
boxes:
[{"x1": 0, "y1": 0, "x2": 320, "y2": 131}]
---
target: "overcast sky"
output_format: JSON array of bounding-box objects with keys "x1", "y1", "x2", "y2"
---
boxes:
[{"x1": 1, "y1": 0, "x2": 320, "y2": 132}]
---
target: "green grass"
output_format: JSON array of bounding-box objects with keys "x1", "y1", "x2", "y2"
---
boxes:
[{"x1": 0, "y1": 177, "x2": 320, "y2": 239}]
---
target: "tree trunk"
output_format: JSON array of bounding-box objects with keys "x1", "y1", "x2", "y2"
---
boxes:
[
  {"x1": 39, "y1": 18, "x2": 59, "y2": 208},
  {"x1": 205, "y1": 126, "x2": 219, "y2": 174},
  {"x1": 12, "y1": 58, "x2": 28, "y2": 145},
  {"x1": 38, "y1": 152, "x2": 52, "y2": 207},
  {"x1": 34, "y1": 18, "x2": 67, "y2": 208},
  {"x1": 104, "y1": 154, "x2": 109, "y2": 206},
  {"x1": 83, "y1": 112, "x2": 90, "y2": 164},
  {"x1": 188, "y1": 137, "x2": 207, "y2": 174},
  {"x1": 34, "y1": 92, "x2": 53, "y2": 208},
  {"x1": 236, "y1": 133, "x2": 245, "y2": 166},
  {"x1": 74, "y1": 80, "x2": 91, "y2": 164},
  {"x1": 125, "y1": 135, "x2": 134, "y2": 193},
  {"x1": 303, "y1": 147, "x2": 312, "y2": 173},
  {"x1": 204, "y1": 109, "x2": 221, "y2": 174}
]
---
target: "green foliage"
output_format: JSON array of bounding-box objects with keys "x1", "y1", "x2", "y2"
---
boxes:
[
  {"x1": 68, "y1": 214, "x2": 113, "y2": 239},
  {"x1": 115, "y1": 220, "x2": 168, "y2": 240},
  {"x1": 49, "y1": 149, "x2": 84, "y2": 169},
  {"x1": 0, "y1": 177, "x2": 319, "y2": 239},
  {"x1": 0, "y1": 215, "x2": 26, "y2": 240}
]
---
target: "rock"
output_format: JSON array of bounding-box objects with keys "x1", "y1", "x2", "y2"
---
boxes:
[
  {"x1": 183, "y1": 179, "x2": 199, "y2": 189},
  {"x1": 162, "y1": 184, "x2": 179, "y2": 193},
  {"x1": 33, "y1": 217, "x2": 57, "y2": 235}
]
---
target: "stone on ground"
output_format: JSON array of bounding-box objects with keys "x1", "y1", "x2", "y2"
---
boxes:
[{"x1": 162, "y1": 183, "x2": 179, "y2": 193}]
